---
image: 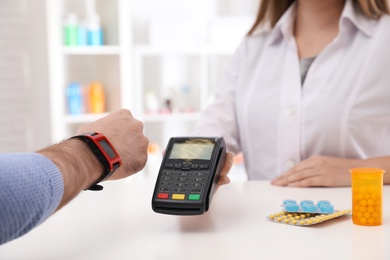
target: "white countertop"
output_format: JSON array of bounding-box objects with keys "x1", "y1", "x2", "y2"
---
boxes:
[{"x1": 0, "y1": 180, "x2": 389, "y2": 260}]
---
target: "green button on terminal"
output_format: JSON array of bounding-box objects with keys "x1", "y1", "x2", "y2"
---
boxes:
[{"x1": 189, "y1": 194, "x2": 201, "y2": 201}]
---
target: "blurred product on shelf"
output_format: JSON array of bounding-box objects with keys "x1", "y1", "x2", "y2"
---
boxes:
[
  {"x1": 233, "y1": 153, "x2": 244, "y2": 165},
  {"x1": 157, "y1": 85, "x2": 195, "y2": 114},
  {"x1": 148, "y1": 142, "x2": 160, "y2": 154},
  {"x1": 63, "y1": 0, "x2": 104, "y2": 46},
  {"x1": 86, "y1": 13, "x2": 104, "y2": 46},
  {"x1": 63, "y1": 12, "x2": 78, "y2": 46},
  {"x1": 146, "y1": 142, "x2": 162, "y2": 177},
  {"x1": 66, "y1": 81, "x2": 106, "y2": 115},
  {"x1": 66, "y1": 82, "x2": 83, "y2": 115},
  {"x1": 86, "y1": 0, "x2": 104, "y2": 46},
  {"x1": 176, "y1": 84, "x2": 194, "y2": 113},
  {"x1": 231, "y1": 153, "x2": 247, "y2": 182},
  {"x1": 77, "y1": 21, "x2": 88, "y2": 46},
  {"x1": 88, "y1": 82, "x2": 105, "y2": 113},
  {"x1": 161, "y1": 99, "x2": 172, "y2": 114},
  {"x1": 145, "y1": 91, "x2": 160, "y2": 114}
]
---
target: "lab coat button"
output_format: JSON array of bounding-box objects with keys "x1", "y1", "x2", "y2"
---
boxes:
[
  {"x1": 286, "y1": 159, "x2": 295, "y2": 169},
  {"x1": 288, "y1": 106, "x2": 297, "y2": 116}
]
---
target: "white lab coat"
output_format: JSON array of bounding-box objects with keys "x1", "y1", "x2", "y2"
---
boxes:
[{"x1": 194, "y1": 0, "x2": 390, "y2": 180}]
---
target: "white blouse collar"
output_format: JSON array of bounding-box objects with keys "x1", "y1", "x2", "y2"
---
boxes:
[{"x1": 250, "y1": 0, "x2": 376, "y2": 43}]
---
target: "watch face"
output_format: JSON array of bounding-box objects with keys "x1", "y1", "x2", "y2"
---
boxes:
[{"x1": 98, "y1": 139, "x2": 117, "y2": 159}]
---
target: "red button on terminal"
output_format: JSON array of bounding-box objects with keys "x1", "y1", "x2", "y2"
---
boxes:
[{"x1": 157, "y1": 193, "x2": 169, "y2": 199}]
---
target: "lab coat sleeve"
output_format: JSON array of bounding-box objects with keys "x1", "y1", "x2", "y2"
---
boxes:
[
  {"x1": 0, "y1": 153, "x2": 64, "y2": 245},
  {"x1": 193, "y1": 39, "x2": 246, "y2": 154}
]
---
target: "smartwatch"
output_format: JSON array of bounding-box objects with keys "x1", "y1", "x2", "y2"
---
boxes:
[{"x1": 71, "y1": 132, "x2": 122, "y2": 191}]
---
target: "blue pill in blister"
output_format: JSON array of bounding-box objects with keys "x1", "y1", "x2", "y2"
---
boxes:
[
  {"x1": 285, "y1": 203, "x2": 300, "y2": 212},
  {"x1": 300, "y1": 200, "x2": 314, "y2": 206},
  {"x1": 319, "y1": 205, "x2": 334, "y2": 213},
  {"x1": 283, "y1": 200, "x2": 297, "y2": 206},
  {"x1": 281, "y1": 199, "x2": 335, "y2": 214},
  {"x1": 317, "y1": 200, "x2": 331, "y2": 207},
  {"x1": 301, "y1": 204, "x2": 317, "y2": 212}
]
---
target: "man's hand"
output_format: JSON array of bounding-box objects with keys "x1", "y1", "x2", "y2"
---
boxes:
[
  {"x1": 76, "y1": 109, "x2": 149, "y2": 180},
  {"x1": 39, "y1": 109, "x2": 149, "y2": 210},
  {"x1": 271, "y1": 155, "x2": 362, "y2": 187}
]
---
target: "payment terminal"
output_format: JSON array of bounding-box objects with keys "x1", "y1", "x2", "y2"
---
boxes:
[{"x1": 152, "y1": 137, "x2": 226, "y2": 215}]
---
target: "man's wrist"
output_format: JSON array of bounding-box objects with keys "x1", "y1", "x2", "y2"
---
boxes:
[
  {"x1": 68, "y1": 138, "x2": 105, "y2": 187},
  {"x1": 70, "y1": 133, "x2": 122, "y2": 190}
]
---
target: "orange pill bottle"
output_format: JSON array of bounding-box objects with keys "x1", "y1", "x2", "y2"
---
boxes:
[{"x1": 350, "y1": 168, "x2": 384, "y2": 226}]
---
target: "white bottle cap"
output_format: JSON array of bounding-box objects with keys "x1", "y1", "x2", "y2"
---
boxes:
[
  {"x1": 87, "y1": 13, "x2": 101, "y2": 30},
  {"x1": 65, "y1": 12, "x2": 78, "y2": 25}
]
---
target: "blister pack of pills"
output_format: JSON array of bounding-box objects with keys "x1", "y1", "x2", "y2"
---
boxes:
[{"x1": 267, "y1": 199, "x2": 352, "y2": 226}]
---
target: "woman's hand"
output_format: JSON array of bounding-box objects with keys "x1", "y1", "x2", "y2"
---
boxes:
[
  {"x1": 271, "y1": 155, "x2": 363, "y2": 187},
  {"x1": 216, "y1": 152, "x2": 235, "y2": 188}
]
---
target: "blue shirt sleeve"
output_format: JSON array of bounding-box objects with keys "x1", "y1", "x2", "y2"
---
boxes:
[{"x1": 0, "y1": 153, "x2": 64, "y2": 245}]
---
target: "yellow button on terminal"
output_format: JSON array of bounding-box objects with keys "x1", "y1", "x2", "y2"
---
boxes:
[{"x1": 172, "y1": 194, "x2": 185, "y2": 200}]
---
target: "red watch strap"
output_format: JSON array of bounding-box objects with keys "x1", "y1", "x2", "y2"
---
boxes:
[{"x1": 71, "y1": 132, "x2": 122, "y2": 191}]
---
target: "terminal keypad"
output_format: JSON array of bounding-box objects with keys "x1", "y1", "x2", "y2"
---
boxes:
[{"x1": 156, "y1": 162, "x2": 211, "y2": 201}]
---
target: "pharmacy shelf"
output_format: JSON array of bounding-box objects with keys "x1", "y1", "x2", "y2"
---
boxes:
[
  {"x1": 64, "y1": 113, "x2": 109, "y2": 124},
  {"x1": 46, "y1": 0, "x2": 132, "y2": 143},
  {"x1": 134, "y1": 45, "x2": 236, "y2": 56},
  {"x1": 62, "y1": 46, "x2": 122, "y2": 55},
  {"x1": 134, "y1": 44, "x2": 235, "y2": 120},
  {"x1": 134, "y1": 43, "x2": 235, "y2": 155},
  {"x1": 142, "y1": 113, "x2": 201, "y2": 123}
]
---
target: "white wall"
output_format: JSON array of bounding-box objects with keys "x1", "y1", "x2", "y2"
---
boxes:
[
  {"x1": 0, "y1": 0, "x2": 51, "y2": 152},
  {"x1": 131, "y1": 0, "x2": 258, "y2": 44},
  {"x1": 28, "y1": 0, "x2": 53, "y2": 150}
]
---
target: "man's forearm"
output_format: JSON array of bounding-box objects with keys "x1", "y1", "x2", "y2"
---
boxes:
[
  {"x1": 38, "y1": 139, "x2": 103, "y2": 210},
  {"x1": 0, "y1": 153, "x2": 63, "y2": 245}
]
